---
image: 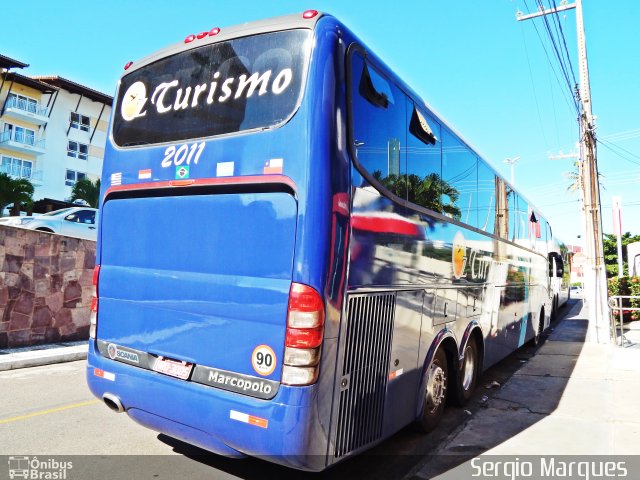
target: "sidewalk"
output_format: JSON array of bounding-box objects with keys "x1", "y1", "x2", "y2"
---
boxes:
[
  {"x1": 414, "y1": 299, "x2": 640, "y2": 479},
  {"x1": 0, "y1": 341, "x2": 87, "y2": 371}
]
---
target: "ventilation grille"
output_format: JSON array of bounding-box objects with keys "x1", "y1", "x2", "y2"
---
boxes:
[{"x1": 334, "y1": 293, "x2": 395, "y2": 458}]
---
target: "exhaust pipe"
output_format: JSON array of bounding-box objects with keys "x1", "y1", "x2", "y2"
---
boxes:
[{"x1": 102, "y1": 393, "x2": 125, "y2": 413}]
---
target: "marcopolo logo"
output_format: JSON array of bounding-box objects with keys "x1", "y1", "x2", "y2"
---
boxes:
[
  {"x1": 8, "y1": 456, "x2": 73, "y2": 480},
  {"x1": 191, "y1": 365, "x2": 279, "y2": 400},
  {"x1": 107, "y1": 344, "x2": 140, "y2": 364},
  {"x1": 208, "y1": 370, "x2": 273, "y2": 395}
]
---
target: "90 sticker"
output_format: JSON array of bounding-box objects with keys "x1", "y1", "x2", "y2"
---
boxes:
[{"x1": 252, "y1": 345, "x2": 276, "y2": 376}]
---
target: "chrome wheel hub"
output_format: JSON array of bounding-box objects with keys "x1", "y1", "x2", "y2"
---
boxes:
[
  {"x1": 426, "y1": 363, "x2": 446, "y2": 413},
  {"x1": 461, "y1": 346, "x2": 475, "y2": 391}
]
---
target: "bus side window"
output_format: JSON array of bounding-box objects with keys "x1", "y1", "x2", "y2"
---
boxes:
[
  {"x1": 442, "y1": 129, "x2": 477, "y2": 226},
  {"x1": 478, "y1": 163, "x2": 496, "y2": 234},
  {"x1": 517, "y1": 195, "x2": 530, "y2": 247},
  {"x1": 351, "y1": 52, "x2": 407, "y2": 197},
  {"x1": 507, "y1": 188, "x2": 517, "y2": 242},
  {"x1": 406, "y1": 103, "x2": 442, "y2": 213}
]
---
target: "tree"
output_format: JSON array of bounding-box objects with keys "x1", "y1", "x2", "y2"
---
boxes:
[
  {"x1": 564, "y1": 159, "x2": 604, "y2": 193},
  {"x1": 0, "y1": 173, "x2": 34, "y2": 217},
  {"x1": 372, "y1": 170, "x2": 461, "y2": 221},
  {"x1": 564, "y1": 160, "x2": 582, "y2": 193},
  {"x1": 70, "y1": 178, "x2": 101, "y2": 208},
  {"x1": 603, "y1": 232, "x2": 640, "y2": 277}
]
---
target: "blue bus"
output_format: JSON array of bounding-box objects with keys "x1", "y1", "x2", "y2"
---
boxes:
[{"x1": 87, "y1": 11, "x2": 569, "y2": 471}]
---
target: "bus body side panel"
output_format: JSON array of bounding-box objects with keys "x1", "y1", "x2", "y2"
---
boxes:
[{"x1": 325, "y1": 23, "x2": 552, "y2": 463}]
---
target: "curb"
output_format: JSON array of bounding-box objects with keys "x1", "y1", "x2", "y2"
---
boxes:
[{"x1": 0, "y1": 344, "x2": 87, "y2": 371}]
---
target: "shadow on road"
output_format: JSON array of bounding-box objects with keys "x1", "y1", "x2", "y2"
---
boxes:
[{"x1": 154, "y1": 300, "x2": 584, "y2": 480}]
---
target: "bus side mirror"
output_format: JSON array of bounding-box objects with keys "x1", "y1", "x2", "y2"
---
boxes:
[{"x1": 548, "y1": 253, "x2": 564, "y2": 277}]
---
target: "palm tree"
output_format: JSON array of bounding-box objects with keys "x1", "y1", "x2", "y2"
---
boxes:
[
  {"x1": 0, "y1": 173, "x2": 34, "y2": 217},
  {"x1": 564, "y1": 160, "x2": 582, "y2": 193},
  {"x1": 564, "y1": 159, "x2": 604, "y2": 193},
  {"x1": 372, "y1": 170, "x2": 461, "y2": 219},
  {"x1": 70, "y1": 178, "x2": 101, "y2": 208}
]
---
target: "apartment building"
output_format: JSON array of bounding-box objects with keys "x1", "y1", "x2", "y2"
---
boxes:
[{"x1": 0, "y1": 54, "x2": 112, "y2": 212}]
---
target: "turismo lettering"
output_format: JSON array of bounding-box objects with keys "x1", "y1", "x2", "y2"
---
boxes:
[{"x1": 121, "y1": 68, "x2": 294, "y2": 121}]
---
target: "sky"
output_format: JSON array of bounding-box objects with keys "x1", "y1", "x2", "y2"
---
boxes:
[{"x1": 3, "y1": 0, "x2": 639, "y2": 245}]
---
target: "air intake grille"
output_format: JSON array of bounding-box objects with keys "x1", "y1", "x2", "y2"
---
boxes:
[{"x1": 334, "y1": 293, "x2": 395, "y2": 458}]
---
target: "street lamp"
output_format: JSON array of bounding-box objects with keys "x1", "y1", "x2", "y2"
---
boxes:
[{"x1": 504, "y1": 156, "x2": 521, "y2": 185}]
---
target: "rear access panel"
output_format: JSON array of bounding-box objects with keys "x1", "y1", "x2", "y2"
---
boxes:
[{"x1": 98, "y1": 191, "x2": 297, "y2": 383}]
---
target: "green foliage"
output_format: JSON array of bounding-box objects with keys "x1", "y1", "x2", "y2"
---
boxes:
[
  {"x1": 0, "y1": 173, "x2": 34, "y2": 217},
  {"x1": 372, "y1": 171, "x2": 462, "y2": 220},
  {"x1": 608, "y1": 276, "x2": 640, "y2": 322},
  {"x1": 70, "y1": 178, "x2": 101, "y2": 209},
  {"x1": 603, "y1": 232, "x2": 640, "y2": 277}
]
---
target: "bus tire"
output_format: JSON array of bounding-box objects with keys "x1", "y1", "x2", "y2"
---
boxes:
[
  {"x1": 550, "y1": 296, "x2": 558, "y2": 323},
  {"x1": 454, "y1": 337, "x2": 478, "y2": 406},
  {"x1": 415, "y1": 348, "x2": 448, "y2": 433},
  {"x1": 533, "y1": 308, "x2": 545, "y2": 346}
]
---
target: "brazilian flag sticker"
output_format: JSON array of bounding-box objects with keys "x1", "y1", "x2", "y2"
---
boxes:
[{"x1": 175, "y1": 165, "x2": 190, "y2": 179}]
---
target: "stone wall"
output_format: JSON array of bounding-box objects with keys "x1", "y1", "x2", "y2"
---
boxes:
[{"x1": 0, "y1": 225, "x2": 95, "y2": 348}]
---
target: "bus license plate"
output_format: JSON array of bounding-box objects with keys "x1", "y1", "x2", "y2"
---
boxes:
[{"x1": 152, "y1": 357, "x2": 193, "y2": 380}]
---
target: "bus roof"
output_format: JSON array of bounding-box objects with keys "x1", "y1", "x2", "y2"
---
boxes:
[
  {"x1": 121, "y1": 11, "x2": 324, "y2": 77},
  {"x1": 115, "y1": 10, "x2": 552, "y2": 233}
]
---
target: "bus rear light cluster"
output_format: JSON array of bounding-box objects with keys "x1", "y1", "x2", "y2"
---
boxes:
[
  {"x1": 303, "y1": 10, "x2": 319, "y2": 19},
  {"x1": 282, "y1": 283, "x2": 324, "y2": 386},
  {"x1": 89, "y1": 265, "x2": 100, "y2": 338},
  {"x1": 185, "y1": 27, "x2": 221, "y2": 44},
  {"x1": 124, "y1": 61, "x2": 133, "y2": 70}
]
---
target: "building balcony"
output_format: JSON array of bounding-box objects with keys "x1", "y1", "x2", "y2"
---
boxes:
[
  {"x1": 0, "y1": 163, "x2": 43, "y2": 185},
  {"x1": 0, "y1": 130, "x2": 45, "y2": 155},
  {"x1": 2, "y1": 96, "x2": 49, "y2": 126}
]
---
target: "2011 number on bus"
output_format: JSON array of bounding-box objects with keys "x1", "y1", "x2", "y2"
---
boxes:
[{"x1": 161, "y1": 142, "x2": 205, "y2": 168}]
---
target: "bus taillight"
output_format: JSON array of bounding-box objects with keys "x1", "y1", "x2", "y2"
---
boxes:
[
  {"x1": 89, "y1": 265, "x2": 100, "y2": 338},
  {"x1": 282, "y1": 283, "x2": 324, "y2": 386}
]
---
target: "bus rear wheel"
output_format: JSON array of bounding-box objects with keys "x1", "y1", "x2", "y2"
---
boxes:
[
  {"x1": 415, "y1": 348, "x2": 448, "y2": 433},
  {"x1": 533, "y1": 308, "x2": 545, "y2": 346},
  {"x1": 454, "y1": 337, "x2": 478, "y2": 406}
]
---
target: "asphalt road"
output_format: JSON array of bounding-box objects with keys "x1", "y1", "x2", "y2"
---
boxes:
[{"x1": 0, "y1": 300, "x2": 576, "y2": 480}]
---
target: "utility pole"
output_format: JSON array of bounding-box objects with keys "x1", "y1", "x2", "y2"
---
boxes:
[{"x1": 517, "y1": 0, "x2": 610, "y2": 343}]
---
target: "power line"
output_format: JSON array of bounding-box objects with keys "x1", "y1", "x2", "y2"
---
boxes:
[
  {"x1": 598, "y1": 139, "x2": 640, "y2": 166},
  {"x1": 521, "y1": 0, "x2": 580, "y2": 116},
  {"x1": 549, "y1": 0, "x2": 578, "y2": 86},
  {"x1": 519, "y1": 22, "x2": 550, "y2": 149},
  {"x1": 531, "y1": 0, "x2": 580, "y2": 113},
  {"x1": 602, "y1": 128, "x2": 640, "y2": 142}
]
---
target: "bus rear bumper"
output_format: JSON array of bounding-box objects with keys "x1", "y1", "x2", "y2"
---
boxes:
[{"x1": 86, "y1": 342, "x2": 327, "y2": 471}]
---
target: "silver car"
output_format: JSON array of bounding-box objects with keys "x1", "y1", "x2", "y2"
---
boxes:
[{"x1": 0, "y1": 207, "x2": 98, "y2": 240}]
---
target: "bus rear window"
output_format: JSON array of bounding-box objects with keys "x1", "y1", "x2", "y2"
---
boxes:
[{"x1": 112, "y1": 29, "x2": 311, "y2": 147}]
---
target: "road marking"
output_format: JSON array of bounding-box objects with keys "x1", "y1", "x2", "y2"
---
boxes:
[{"x1": 0, "y1": 400, "x2": 100, "y2": 424}]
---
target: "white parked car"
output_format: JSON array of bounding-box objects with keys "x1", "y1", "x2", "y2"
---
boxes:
[
  {"x1": 0, "y1": 207, "x2": 98, "y2": 240},
  {"x1": 570, "y1": 285, "x2": 583, "y2": 297}
]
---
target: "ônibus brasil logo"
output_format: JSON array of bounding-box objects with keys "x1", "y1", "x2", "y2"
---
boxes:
[{"x1": 8, "y1": 456, "x2": 73, "y2": 479}]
